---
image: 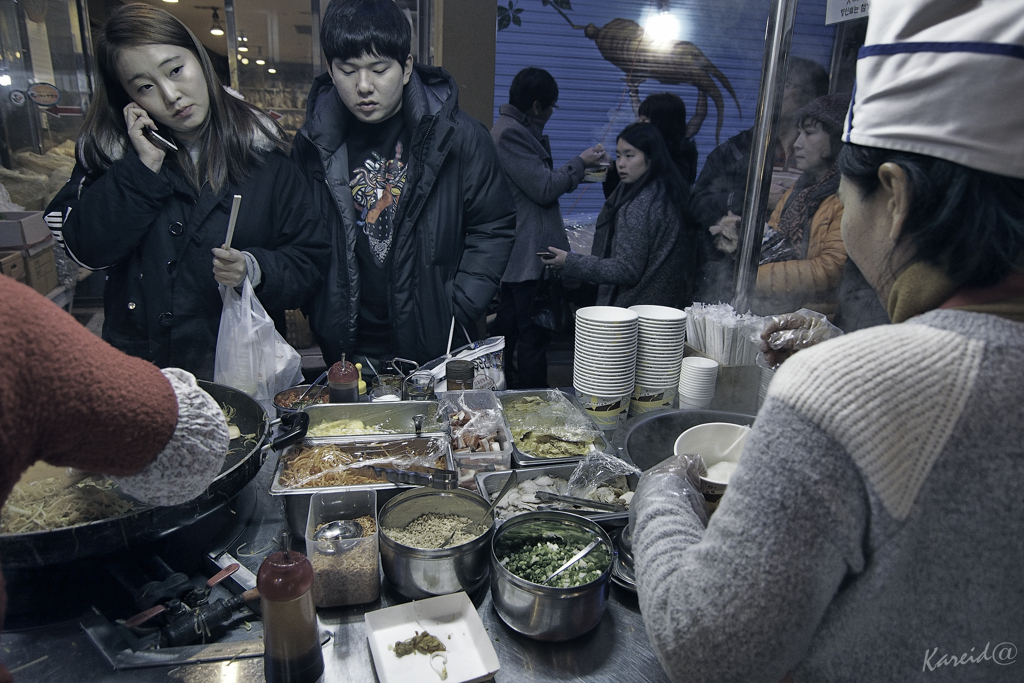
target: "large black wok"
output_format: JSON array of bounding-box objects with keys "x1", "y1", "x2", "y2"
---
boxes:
[{"x1": 0, "y1": 381, "x2": 306, "y2": 569}]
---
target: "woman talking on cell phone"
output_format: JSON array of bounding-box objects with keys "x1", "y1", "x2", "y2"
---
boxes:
[{"x1": 46, "y1": 3, "x2": 328, "y2": 380}]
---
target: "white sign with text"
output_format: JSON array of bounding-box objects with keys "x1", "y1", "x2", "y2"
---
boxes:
[{"x1": 826, "y1": 0, "x2": 870, "y2": 25}]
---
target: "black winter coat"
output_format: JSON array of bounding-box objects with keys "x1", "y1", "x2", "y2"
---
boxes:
[
  {"x1": 689, "y1": 128, "x2": 753, "y2": 230},
  {"x1": 292, "y1": 65, "x2": 516, "y2": 366},
  {"x1": 48, "y1": 149, "x2": 329, "y2": 380}
]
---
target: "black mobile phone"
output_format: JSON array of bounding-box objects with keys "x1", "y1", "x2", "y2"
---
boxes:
[
  {"x1": 537, "y1": 251, "x2": 553, "y2": 258},
  {"x1": 143, "y1": 127, "x2": 178, "y2": 152}
]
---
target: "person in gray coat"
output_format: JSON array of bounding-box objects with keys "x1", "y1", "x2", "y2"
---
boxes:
[
  {"x1": 491, "y1": 67, "x2": 608, "y2": 388},
  {"x1": 545, "y1": 123, "x2": 700, "y2": 309}
]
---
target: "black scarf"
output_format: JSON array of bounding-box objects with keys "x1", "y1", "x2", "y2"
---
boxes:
[{"x1": 774, "y1": 165, "x2": 840, "y2": 259}]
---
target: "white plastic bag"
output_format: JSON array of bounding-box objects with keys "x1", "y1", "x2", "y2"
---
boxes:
[{"x1": 214, "y1": 279, "x2": 303, "y2": 410}]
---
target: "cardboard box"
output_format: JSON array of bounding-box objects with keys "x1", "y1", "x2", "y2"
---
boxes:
[
  {"x1": 0, "y1": 211, "x2": 50, "y2": 250},
  {"x1": 0, "y1": 250, "x2": 26, "y2": 282},
  {"x1": 21, "y1": 239, "x2": 59, "y2": 295}
]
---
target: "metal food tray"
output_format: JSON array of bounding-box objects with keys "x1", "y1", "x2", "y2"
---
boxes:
[
  {"x1": 303, "y1": 401, "x2": 444, "y2": 442},
  {"x1": 270, "y1": 434, "x2": 455, "y2": 537},
  {"x1": 497, "y1": 389, "x2": 613, "y2": 467},
  {"x1": 437, "y1": 391, "x2": 514, "y2": 489},
  {"x1": 474, "y1": 463, "x2": 636, "y2": 529},
  {"x1": 269, "y1": 435, "x2": 455, "y2": 496}
]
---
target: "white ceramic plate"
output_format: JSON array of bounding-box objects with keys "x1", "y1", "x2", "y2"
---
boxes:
[
  {"x1": 576, "y1": 306, "x2": 640, "y2": 324},
  {"x1": 627, "y1": 304, "x2": 687, "y2": 321},
  {"x1": 365, "y1": 592, "x2": 499, "y2": 683}
]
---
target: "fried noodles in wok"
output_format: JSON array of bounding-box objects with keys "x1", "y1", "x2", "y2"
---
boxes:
[{"x1": 1, "y1": 477, "x2": 135, "y2": 534}]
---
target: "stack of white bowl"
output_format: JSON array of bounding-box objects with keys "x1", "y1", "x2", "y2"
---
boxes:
[
  {"x1": 572, "y1": 306, "x2": 638, "y2": 429},
  {"x1": 677, "y1": 356, "x2": 720, "y2": 409},
  {"x1": 628, "y1": 305, "x2": 687, "y2": 414}
]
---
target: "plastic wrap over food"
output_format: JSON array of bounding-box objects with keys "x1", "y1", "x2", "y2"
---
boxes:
[
  {"x1": 306, "y1": 403, "x2": 442, "y2": 438},
  {"x1": 567, "y1": 451, "x2": 641, "y2": 499},
  {"x1": 502, "y1": 393, "x2": 605, "y2": 459},
  {"x1": 278, "y1": 437, "x2": 448, "y2": 489},
  {"x1": 440, "y1": 393, "x2": 506, "y2": 454}
]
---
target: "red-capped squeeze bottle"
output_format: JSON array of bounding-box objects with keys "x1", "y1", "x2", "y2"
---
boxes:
[
  {"x1": 257, "y1": 542, "x2": 324, "y2": 683},
  {"x1": 328, "y1": 354, "x2": 360, "y2": 403}
]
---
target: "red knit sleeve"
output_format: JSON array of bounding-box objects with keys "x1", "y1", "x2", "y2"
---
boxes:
[{"x1": 0, "y1": 277, "x2": 177, "y2": 495}]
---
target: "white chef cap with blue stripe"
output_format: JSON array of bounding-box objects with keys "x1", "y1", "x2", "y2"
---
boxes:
[{"x1": 843, "y1": 0, "x2": 1024, "y2": 179}]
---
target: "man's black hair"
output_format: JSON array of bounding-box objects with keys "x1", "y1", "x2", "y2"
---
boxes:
[
  {"x1": 839, "y1": 143, "x2": 1024, "y2": 289},
  {"x1": 509, "y1": 67, "x2": 558, "y2": 113},
  {"x1": 786, "y1": 57, "x2": 829, "y2": 105},
  {"x1": 321, "y1": 0, "x2": 411, "y2": 66}
]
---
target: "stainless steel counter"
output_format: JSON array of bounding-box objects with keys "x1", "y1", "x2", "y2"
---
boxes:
[{"x1": 1, "y1": 450, "x2": 671, "y2": 683}]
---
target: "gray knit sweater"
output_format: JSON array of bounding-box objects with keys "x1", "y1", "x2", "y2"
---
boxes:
[
  {"x1": 633, "y1": 309, "x2": 1024, "y2": 682},
  {"x1": 562, "y1": 183, "x2": 687, "y2": 308}
]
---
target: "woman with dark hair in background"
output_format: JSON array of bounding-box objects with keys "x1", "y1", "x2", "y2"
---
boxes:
[
  {"x1": 603, "y1": 92, "x2": 698, "y2": 198},
  {"x1": 45, "y1": 3, "x2": 328, "y2": 380},
  {"x1": 752, "y1": 92, "x2": 851, "y2": 316},
  {"x1": 629, "y1": 1, "x2": 1024, "y2": 679},
  {"x1": 545, "y1": 122, "x2": 700, "y2": 308}
]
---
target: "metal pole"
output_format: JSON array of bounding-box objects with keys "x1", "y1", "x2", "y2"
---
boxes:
[
  {"x1": 828, "y1": 20, "x2": 846, "y2": 95},
  {"x1": 75, "y1": 0, "x2": 95, "y2": 106},
  {"x1": 731, "y1": 0, "x2": 799, "y2": 313},
  {"x1": 311, "y1": 0, "x2": 323, "y2": 77},
  {"x1": 224, "y1": 0, "x2": 240, "y2": 92},
  {"x1": 418, "y1": 0, "x2": 433, "y2": 65}
]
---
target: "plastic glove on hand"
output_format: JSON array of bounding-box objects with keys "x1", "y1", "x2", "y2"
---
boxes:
[
  {"x1": 629, "y1": 452, "x2": 710, "y2": 536},
  {"x1": 759, "y1": 308, "x2": 842, "y2": 368}
]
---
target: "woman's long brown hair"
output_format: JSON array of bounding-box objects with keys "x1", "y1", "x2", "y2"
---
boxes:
[{"x1": 78, "y1": 3, "x2": 286, "y2": 193}]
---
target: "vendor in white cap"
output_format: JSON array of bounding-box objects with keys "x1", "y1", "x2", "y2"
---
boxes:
[{"x1": 629, "y1": 1, "x2": 1024, "y2": 681}]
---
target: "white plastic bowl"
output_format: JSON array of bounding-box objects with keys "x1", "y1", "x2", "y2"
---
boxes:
[{"x1": 672, "y1": 422, "x2": 750, "y2": 497}]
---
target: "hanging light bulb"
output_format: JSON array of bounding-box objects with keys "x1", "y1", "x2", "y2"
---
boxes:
[
  {"x1": 644, "y1": 0, "x2": 680, "y2": 45},
  {"x1": 255, "y1": 47, "x2": 265, "y2": 65},
  {"x1": 237, "y1": 34, "x2": 249, "y2": 52},
  {"x1": 240, "y1": 57, "x2": 249, "y2": 65},
  {"x1": 209, "y1": 9, "x2": 225, "y2": 36},
  {"x1": 267, "y1": 66, "x2": 277, "y2": 74}
]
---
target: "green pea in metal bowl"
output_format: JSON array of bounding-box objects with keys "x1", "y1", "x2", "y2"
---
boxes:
[{"x1": 490, "y1": 511, "x2": 613, "y2": 641}]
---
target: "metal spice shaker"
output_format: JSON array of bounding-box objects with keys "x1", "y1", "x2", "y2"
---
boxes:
[
  {"x1": 257, "y1": 546, "x2": 324, "y2": 683},
  {"x1": 328, "y1": 354, "x2": 360, "y2": 403},
  {"x1": 445, "y1": 359, "x2": 475, "y2": 391}
]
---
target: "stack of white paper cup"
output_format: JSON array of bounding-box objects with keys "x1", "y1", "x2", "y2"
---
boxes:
[
  {"x1": 572, "y1": 306, "x2": 638, "y2": 429},
  {"x1": 628, "y1": 305, "x2": 687, "y2": 415},
  {"x1": 677, "y1": 356, "x2": 719, "y2": 409}
]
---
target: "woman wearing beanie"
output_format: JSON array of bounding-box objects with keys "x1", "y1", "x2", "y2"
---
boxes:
[{"x1": 752, "y1": 92, "x2": 851, "y2": 316}]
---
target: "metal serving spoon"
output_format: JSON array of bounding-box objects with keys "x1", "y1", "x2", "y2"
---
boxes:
[
  {"x1": 313, "y1": 519, "x2": 363, "y2": 554},
  {"x1": 542, "y1": 537, "x2": 603, "y2": 585}
]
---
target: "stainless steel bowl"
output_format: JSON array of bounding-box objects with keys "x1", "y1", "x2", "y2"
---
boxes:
[
  {"x1": 490, "y1": 511, "x2": 613, "y2": 641},
  {"x1": 378, "y1": 487, "x2": 494, "y2": 600},
  {"x1": 273, "y1": 384, "x2": 330, "y2": 417}
]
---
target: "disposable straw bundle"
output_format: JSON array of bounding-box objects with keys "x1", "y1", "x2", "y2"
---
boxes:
[{"x1": 683, "y1": 303, "x2": 765, "y2": 366}]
